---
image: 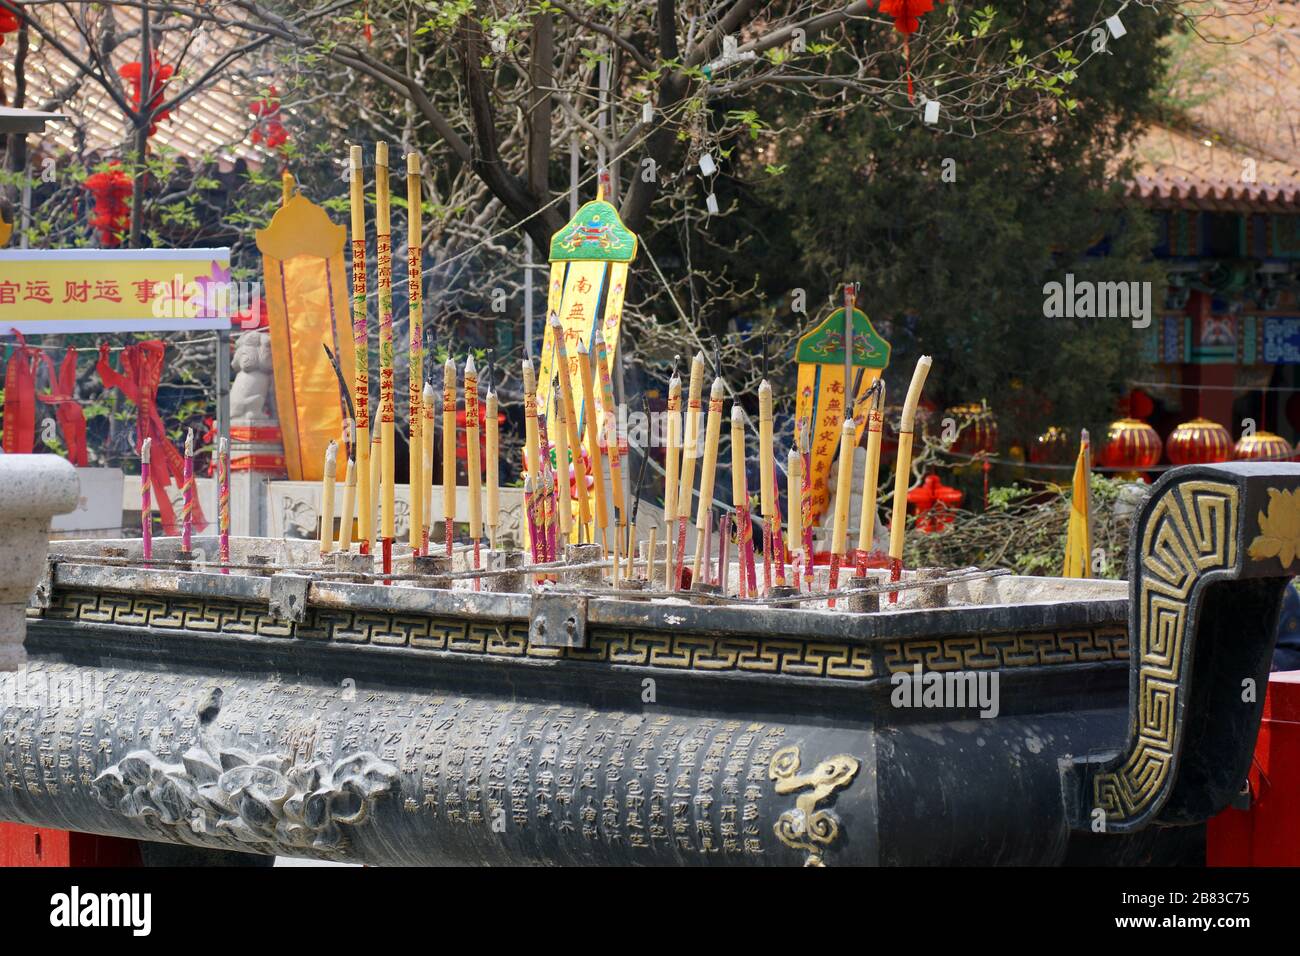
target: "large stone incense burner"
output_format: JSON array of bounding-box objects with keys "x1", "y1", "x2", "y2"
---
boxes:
[{"x1": 2, "y1": 462, "x2": 1296, "y2": 866}]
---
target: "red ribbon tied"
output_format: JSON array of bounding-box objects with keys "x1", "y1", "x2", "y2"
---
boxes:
[
  {"x1": 97, "y1": 340, "x2": 208, "y2": 535},
  {"x1": 3, "y1": 331, "x2": 88, "y2": 465}
]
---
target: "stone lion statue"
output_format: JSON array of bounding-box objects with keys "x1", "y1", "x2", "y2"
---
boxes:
[{"x1": 230, "y1": 329, "x2": 276, "y2": 420}]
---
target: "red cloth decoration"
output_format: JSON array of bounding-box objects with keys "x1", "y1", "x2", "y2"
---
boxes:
[
  {"x1": 34, "y1": 347, "x2": 89, "y2": 466},
  {"x1": 3, "y1": 332, "x2": 38, "y2": 456},
  {"x1": 83, "y1": 163, "x2": 133, "y2": 247},
  {"x1": 249, "y1": 86, "x2": 289, "y2": 150},
  {"x1": 118, "y1": 55, "x2": 175, "y2": 136},
  {"x1": 2, "y1": 332, "x2": 89, "y2": 465},
  {"x1": 878, "y1": 0, "x2": 943, "y2": 100},
  {"x1": 97, "y1": 341, "x2": 208, "y2": 535}
]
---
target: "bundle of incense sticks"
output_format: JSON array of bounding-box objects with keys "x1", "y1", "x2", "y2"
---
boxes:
[
  {"x1": 407, "y1": 153, "x2": 424, "y2": 555},
  {"x1": 889, "y1": 355, "x2": 933, "y2": 602},
  {"x1": 731, "y1": 404, "x2": 757, "y2": 598},
  {"x1": 485, "y1": 378, "x2": 500, "y2": 552},
  {"x1": 320, "y1": 439, "x2": 338, "y2": 556},
  {"x1": 337, "y1": 451, "x2": 357, "y2": 554},
  {"x1": 550, "y1": 314, "x2": 591, "y2": 542},
  {"x1": 856, "y1": 381, "x2": 887, "y2": 576},
  {"x1": 348, "y1": 144, "x2": 372, "y2": 557},
  {"x1": 422, "y1": 381, "x2": 435, "y2": 555},
  {"x1": 375, "y1": 142, "x2": 397, "y2": 576},
  {"x1": 787, "y1": 448, "x2": 803, "y2": 587},
  {"x1": 465, "y1": 355, "x2": 483, "y2": 587},
  {"x1": 442, "y1": 358, "x2": 457, "y2": 559},
  {"x1": 181, "y1": 429, "x2": 194, "y2": 553},
  {"x1": 218, "y1": 436, "x2": 230, "y2": 573},
  {"x1": 576, "y1": 341, "x2": 609, "y2": 556},
  {"x1": 675, "y1": 353, "x2": 705, "y2": 589},
  {"x1": 522, "y1": 359, "x2": 543, "y2": 564},
  {"x1": 758, "y1": 380, "x2": 774, "y2": 594},
  {"x1": 691, "y1": 377, "x2": 725, "y2": 586},
  {"x1": 828, "y1": 418, "x2": 856, "y2": 607},
  {"x1": 592, "y1": 329, "x2": 626, "y2": 576},
  {"x1": 140, "y1": 438, "x2": 153, "y2": 561},
  {"x1": 662, "y1": 366, "x2": 681, "y2": 590}
]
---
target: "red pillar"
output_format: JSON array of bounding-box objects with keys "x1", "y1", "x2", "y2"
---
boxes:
[
  {"x1": 0, "y1": 823, "x2": 142, "y2": 867},
  {"x1": 1207, "y1": 671, "x2": 1300, "y2": 866}
]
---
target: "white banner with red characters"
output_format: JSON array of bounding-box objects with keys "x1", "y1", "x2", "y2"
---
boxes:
[{"x1": 0, "y1": 248, "x2": 235, "y2": 333}]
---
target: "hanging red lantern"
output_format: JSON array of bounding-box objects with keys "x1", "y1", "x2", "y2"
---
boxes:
[
  {"x1": 1101, "y1": 418, "x2": 1163, "y2": 476},
  {"x1": 907, "y1": 473, "x2": 963, "y2": 533},
  {"x1": 878, "y1": 0, "x2": 944, "y2": 100},
  {"x1": 83, "y1": 162, "x2": 133, "y2": 247},
  {"x1": 1166, "y1": 418, "x2": 1232, "y2": 465},
  {"x1": 118, "y1": 55, "x2": 175, "y2": 136},
  {"x1": 1233, "y1": 431, "x2": 1295, "y2": 462},
  {"x1": 1029, "y1": 425, "x2": 1071, "y2": 465},
  {"x1": 250, "y1": 86, "x2": 290, "y2": 150},
  {"x1": 0, "y1": 8, "x2": 20, "y2": 45}
]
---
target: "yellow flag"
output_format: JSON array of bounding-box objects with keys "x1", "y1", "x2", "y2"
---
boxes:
[{"x1": 1063, "y1": 431, "x2": 1091, "y2": 577}]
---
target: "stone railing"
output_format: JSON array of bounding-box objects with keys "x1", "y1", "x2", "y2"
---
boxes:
[{"x1": 0, "y1": 455, "x2": 78, "y2": 670}]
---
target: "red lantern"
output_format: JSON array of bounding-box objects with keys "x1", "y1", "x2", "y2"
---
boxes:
[
  {"x1": 119, "y1": 55, "x2": 175, "y2": 136},
  {"x1": 1166, "y1": 418, "x2": 1232, "y2": 465},
  {"x1": 907, "y1": 473, "x2": 963, "y2": 533},
  {"x1": 0, "y1": 8, "x2": 20, "y2": 45},
  {"x1": 878, "y1": 0, "x2": 944, "y2": 100},
  {"x1": 1101, "y1": 418, "x2": 1163, "y2": 475},
  {"x1": 83, "y1": 162, "x2": 133, "y2": 247},
  {"x1": 250, "y1": 86, "x2": 289, "y2": 150},
  {"x1": 1029, "y1": 425, "x2": 1070, "y2": 465},
  {"x1": 1233, "y1": 431, "x2": 1294, "y2": 462}
]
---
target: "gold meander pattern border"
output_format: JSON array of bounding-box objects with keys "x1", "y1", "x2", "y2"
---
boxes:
[
  {"x1": 38, "y1": 590, "x2": 1132, "y2": 684},
  {"x1": 881, "y1": 628, "x2": 1128, "y2": 673},
  {"x1": 39, "y1": 589, "x2": 876, "y2": 682},
  {"x1": 1092, "y1": 480, "x2": 1238, "y2": 823}
]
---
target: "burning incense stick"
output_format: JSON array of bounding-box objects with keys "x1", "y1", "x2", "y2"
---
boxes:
[
  {"x1": 758, "y1": 379, "x2": 775, "y2": 594},
  {"x1": 787, "y1": 448, "x2": 803, "y2": 589},
  {"x1": 646, "y1": 525, "x2": 657, "y2": 583},
  {"x1": 486, "y1": 380, "x2": 499, "y2": 552},
  {"x1": 856, "y1": 381, "x2": 887, "y2": 575},
  {"x1": 218, "y1": 437, "x2": 230, "y2": 573},
  {"x1": 889, "y1": 355, "x2": 933, "y2": 602},
  {"x1": 538, "y1": 417, "x2": 558, "y2": 563},
  {"x1": 348, "y1": 144, "x2": 372, "y2": 556},
  {"x1": 181, "y1": 429, "x2": 194, "y2": 554},
  {"x1": 718, "y1": 512, "x2": 730, "y2": 594},
  {"x1": 407, "y1": 152, "x2": 424, "y2": 554},
  {"x1": 442, "y1": 358, "x2": 457, "y2": 559},
  {"x1": 577, "y1": 342, "x2": 609, "y2": 556},
  {"x1": 421, "y1": 382, "x2": 435, "y2": 555},
  {"x1": 522, "y1": 359, "x2": 543, "y2": 560},
  {"x1": 675, "y1": 352, "x2": 705, "y2": 588},
  {"x1": 663, "y1": 366, "x2": 681, "y2": 590},
  {"x1": 320, "y1": 439, "x2": 338, "y2": 557},
  {"x1": 550, "y1": 315, "x2": 591, "y2": 542},
  {"x1": 828, "y1": 418, "x2": 856, "y2": 606},
  {"x1": 691, "y1": 377, "x2": 726, "y2": 585},
  {"x1": 337, "y1": 453, "x2": 356, "y2": 553},
  {"x1": 731, "y1": 403, "x2": 757, "y2": 599},
  {"x1": 140, "y1": 438, "x2": 153, "y2": 561},
  {"x1": 465, "y1": 356, "x2": 483, "y2": 587}
]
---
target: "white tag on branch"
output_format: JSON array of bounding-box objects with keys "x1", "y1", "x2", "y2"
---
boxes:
[
  {"x1": 705, "y1": 192, "x2": 720, "y2": 215},
  {"x1": 642, "y1": 102, "x2": 653, "y2": 125},
  {"x1": 923, "y1": 99, "x2": 940, "y2": 125},
  {"x1": 1106, "y1": 14, "x2": 1126, "y2": 39},
  {"x1": 699, "y1": 153, "x2": 717, "y2": 177}
]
